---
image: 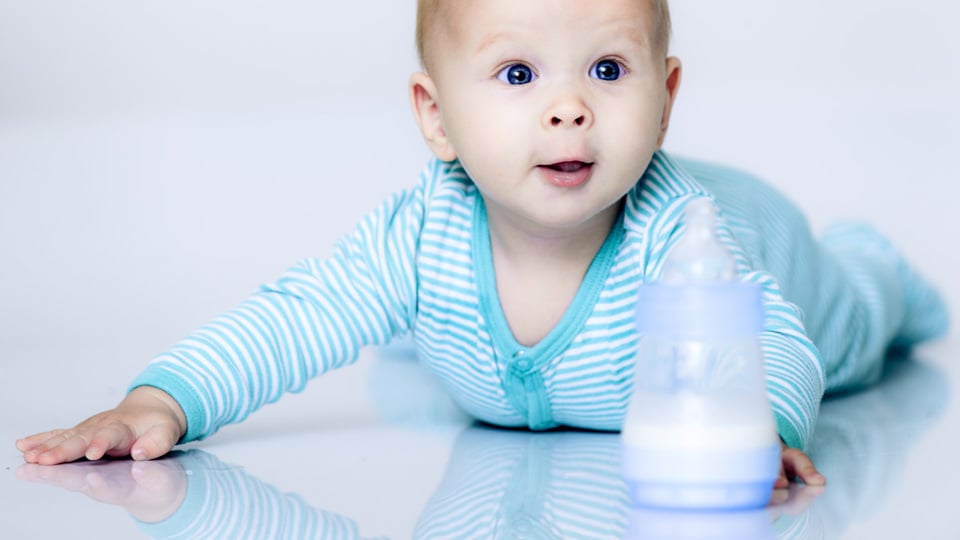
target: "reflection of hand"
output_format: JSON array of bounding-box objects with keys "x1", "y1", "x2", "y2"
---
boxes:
[
  {"x1": 765, "y1": 483, "x2": 827, "y2": 539},
  {"x1": 17, "y1": 456, "x2": 187, "y2": 523},
  {"x1": 768, "y1": 484, "x2": 825, "y2": 520}
]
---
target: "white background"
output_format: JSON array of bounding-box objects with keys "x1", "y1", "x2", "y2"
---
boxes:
[
  {"x1": 1, "y1": 1, "x2": 957, "y2": 349},
  {"x1": 1, "y1": 1, "x2": 958, "y2": 538}
]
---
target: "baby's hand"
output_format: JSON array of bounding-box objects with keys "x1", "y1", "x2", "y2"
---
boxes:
[
  {"x1": 16, "y1": 386, "x2": 186, "y2": 465},
  {"x1": 775, "y1": 442, "x2": 826, "y2": 488}
]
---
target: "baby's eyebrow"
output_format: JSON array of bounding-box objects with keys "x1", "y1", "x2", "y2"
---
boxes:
[
  {"x1": 474, "y1": 30, "x2": 514, "y2": 55},
  {"x1": 602, "y1": 21, "x2": 652, "y2": 50}
]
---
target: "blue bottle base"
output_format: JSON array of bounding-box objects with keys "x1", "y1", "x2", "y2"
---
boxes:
[
  {"x1": 626, "y1": 479, "x2": 775, "y2": 511},
  {"x1": 622, "y1": 443, "x2": 780, "y2": 510}
]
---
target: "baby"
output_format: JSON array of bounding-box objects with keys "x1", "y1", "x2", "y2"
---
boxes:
[{"x1": 17, "y1": 0, "x2": 947, "y2": 494}]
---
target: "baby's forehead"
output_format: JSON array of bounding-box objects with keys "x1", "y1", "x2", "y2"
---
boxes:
[
  {"x1": 418, "y1": 0, "x2": 664, "y2": 66},
  {"x1": 439, "y1": 0, "x2": 654, "y2": 27}
]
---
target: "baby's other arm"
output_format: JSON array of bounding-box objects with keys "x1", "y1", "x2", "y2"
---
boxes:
[
  {"x1": 17, "y1": 167, "x2": 433, "y2": 464},
  {"x1": 16, "y1": 386, "x2": 186, "y2": 465}
]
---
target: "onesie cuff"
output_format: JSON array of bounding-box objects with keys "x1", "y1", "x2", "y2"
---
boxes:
[{"x1": 129, "y1": 368, "x2": 208, "y2": 443}]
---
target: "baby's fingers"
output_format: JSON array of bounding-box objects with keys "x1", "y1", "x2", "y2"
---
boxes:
[
  {"x1": 781, "y1": 447, "x2": 826, "y2": 486},
  {"x1": 16, "y1": 429, "x2": 66, "y2": 453},
  {"x1": 24, "y1": 430, "x2": 95, "y2": 465}
]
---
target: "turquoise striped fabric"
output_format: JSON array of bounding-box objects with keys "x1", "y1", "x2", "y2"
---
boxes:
[{"x1": 130, "y1": 150, "x2": 946, "y2": 451}]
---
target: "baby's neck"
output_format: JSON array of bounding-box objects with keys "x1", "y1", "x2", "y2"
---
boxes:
[
  {"x1": 485, "y1": 201, "x2": 622, "y2": 347},
  {"x1": 485, "y1": 200, "x2": 621, "y2": 264}
]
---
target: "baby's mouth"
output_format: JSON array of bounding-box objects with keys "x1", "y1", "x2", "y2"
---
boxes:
[
  {"x1": 542, "y1": 160, "x2": 593, "y2": 172},
  {"x1": 537, "y1": 160, "x2": 595, "y2": 187}
]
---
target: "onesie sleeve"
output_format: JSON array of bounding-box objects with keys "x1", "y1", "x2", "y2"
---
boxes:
[
  {"x1": 719, "y1": 227, "x2": 827, "y2": 451},
  {"x1": 129, "y1": 170, "x2": 431, "y2": 443},
  {"x1": 644, "y1": 191, "x2": 826, "y2": 451}
]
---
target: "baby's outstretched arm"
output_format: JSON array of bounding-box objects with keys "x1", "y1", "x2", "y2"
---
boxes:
[
  {"x1": 16, "y1": 386, "x2": 186, "y2": 465},
  {"x1": 776, "y1": 442, "x2": 826, "y2": 489}
]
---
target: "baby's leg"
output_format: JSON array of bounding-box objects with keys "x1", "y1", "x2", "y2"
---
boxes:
[
  {"x1": 814, "y1": 222, "x2": 948, "y2": 392},
  {"x1": 677, "y1": 156, "x2": 948, "y2": 394}
]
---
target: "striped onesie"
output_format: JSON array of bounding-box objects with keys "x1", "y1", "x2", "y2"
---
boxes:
[{"x1": 130, "y1": 150, "x2": 947, "y2": 451}]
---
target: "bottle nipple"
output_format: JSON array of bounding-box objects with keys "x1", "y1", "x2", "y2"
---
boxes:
[{"x1": 659, "y1": 199, "x2": 736, "y2": 284}]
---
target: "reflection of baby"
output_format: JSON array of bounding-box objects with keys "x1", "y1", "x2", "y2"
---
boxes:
[
  {"x1": 19, "y1": 433, "x2": 637, "y2": 539},
  {"x1": 415, "y1": 427, "x2": 631, "y2": 539},
  {"x1": 20, "y1": 449, "x2": 384, "y2": 539},
  {"x1": 18, "y1": 356, "x2": 947, "y2": 539},
  {"x1": 418, "y1": 426, "x2": 798, "y2": 540}
]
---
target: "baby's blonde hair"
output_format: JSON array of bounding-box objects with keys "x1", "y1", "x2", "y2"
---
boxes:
[{"x1": 415, "y1": 0, "x2": 672, "y2": 70}]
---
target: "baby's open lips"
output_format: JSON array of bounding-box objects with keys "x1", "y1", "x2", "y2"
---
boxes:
[
  {"x1": 536, "y1": 160, "x2": 596, "y2": 187},
  {"x1": 540, "y1": 160, "x2": 594, "y2": 172}
]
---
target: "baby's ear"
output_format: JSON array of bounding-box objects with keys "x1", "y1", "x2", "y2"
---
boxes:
[
  {"x1": 656, "y1": 57, "x2": 683, "y2": 148},
  {"x1": 410, "y1": 72, "x2": 457, "y2": 161}
]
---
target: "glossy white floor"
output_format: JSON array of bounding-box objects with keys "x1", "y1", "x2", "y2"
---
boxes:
[
  {"x1": 3, "y1": 337, "x2": 957, "y2": 539},
  {"x1": 2, "y1": 2, "x2": 958, "y2": 539}
]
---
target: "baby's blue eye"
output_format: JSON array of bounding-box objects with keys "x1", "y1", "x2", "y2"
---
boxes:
[
  {"x1": 591, "y1": 60, "x2": 623, "y2": 81},
  {"x1": 497, "y1": 64, "x2": 537, "y2": 85}
]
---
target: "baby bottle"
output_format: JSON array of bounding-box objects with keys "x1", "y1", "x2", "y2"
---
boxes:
[{"x1": 621, "y1": 199, "x2": 781, "y2": 510}]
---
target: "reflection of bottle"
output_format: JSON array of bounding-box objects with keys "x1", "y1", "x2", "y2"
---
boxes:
[
  {"x1": 627, "y1": 506, "x2": 774, "y2": 540},
  {"x1": 622, "y1": 199, "x2": 780, "y2": 510}
]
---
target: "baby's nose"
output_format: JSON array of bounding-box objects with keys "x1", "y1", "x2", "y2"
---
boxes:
[
  {"x1": 550, "y1": 114, "x2": 586, "y2": 127},
  {"x1": 542, "y1": 94, "x2": 593, "y2": 130}
]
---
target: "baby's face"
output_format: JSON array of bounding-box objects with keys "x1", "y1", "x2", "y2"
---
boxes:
[{"x1": 417, "y1": 0, "x2": 680, "y2": 232}]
